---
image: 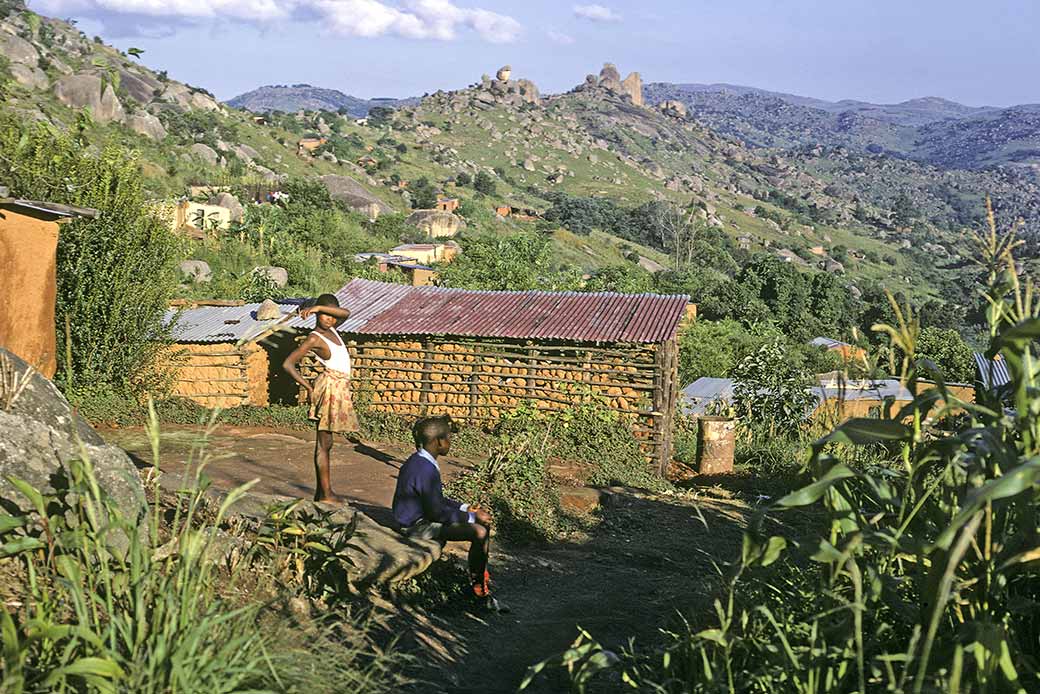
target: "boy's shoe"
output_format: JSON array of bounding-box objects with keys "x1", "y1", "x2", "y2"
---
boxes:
[{"x1": 471, "y1": 569, "x2": 491, "y2": 598}]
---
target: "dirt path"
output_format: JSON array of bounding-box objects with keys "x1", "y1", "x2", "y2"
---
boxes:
[
  {"x1": 397, "y1": 489, "x2": 751, "y2": 693},
  {"x1": 99, "y1": 425, "x2": 756, "y2": 692}
]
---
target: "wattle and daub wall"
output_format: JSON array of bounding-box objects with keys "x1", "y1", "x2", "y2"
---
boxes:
[{"x1": 296, "y1": 334, "x2": 680, "y2": 472}]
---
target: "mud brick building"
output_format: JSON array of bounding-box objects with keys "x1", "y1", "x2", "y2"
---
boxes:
[{"x1": 285, "y1": 279, "x2": 688, "y2": 473}]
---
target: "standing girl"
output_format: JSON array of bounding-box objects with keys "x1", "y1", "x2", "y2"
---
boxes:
[{"x1": 283, "y1": 293, "x2": 360, "y2": 503}]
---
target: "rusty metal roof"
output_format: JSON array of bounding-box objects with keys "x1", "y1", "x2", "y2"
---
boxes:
[{"x1": 318, "y1": 279, "x2": 687, "y2": 343}]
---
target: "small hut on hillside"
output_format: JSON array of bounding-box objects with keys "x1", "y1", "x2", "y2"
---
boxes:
[{"x1": 282, "y1": 279, "x2": 688, "y2": 473}]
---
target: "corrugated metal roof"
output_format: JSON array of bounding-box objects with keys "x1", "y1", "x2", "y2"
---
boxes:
[
  {"x1": 1, "y1": 198, "x2": 99, "y2": 219},
  {"x1": 343, "y1": 279, "x2": 688, "y2": 343},
  {"x1": 810, "y1": 336, "x2": 850, "y2": 349},
  {"x1": 974, "y1": 352, "x2": 1011, "y2": 389},
  {"x1": 165, "y1": 302, "x2": 299, "y2": 343},
  {"x1": 679, "y1": 377, "x2": 915, "y2": 416},
  {"x1": 286, "y1": 280, "x2": 413, "y2": 333}
]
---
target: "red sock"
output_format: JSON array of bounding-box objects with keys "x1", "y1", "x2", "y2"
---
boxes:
[{"x1": 471, "y1": 569, "x2": 490, "y2": 597}]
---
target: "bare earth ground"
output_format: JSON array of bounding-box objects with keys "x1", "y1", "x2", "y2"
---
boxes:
[{"x1": 99, "y1": 424, "x2": 764, "y2": 693}]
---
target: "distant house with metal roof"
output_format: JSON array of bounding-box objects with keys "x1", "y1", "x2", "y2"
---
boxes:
[
  {"x1": 681, "y1": 374, "x2": 973, "y2": 421},
  {"x1": 974, "y1": 352, "x2": 1011, "y2": 391},
  {"x1": 809, "y1": 336, "x2": 867, "y2": 363},
  {"x1": 0, "y1": 185, "x2": 98, "y2": 377}
]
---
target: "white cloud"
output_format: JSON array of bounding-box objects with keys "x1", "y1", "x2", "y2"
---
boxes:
[
  {"x1": 34, "y1": 0, "x2": 522, "y2": 41},
  {"x1": 573, "y1": 3, "x2": 620, "y2": 22},
  {"x1": 546, "y1": 29, "x2": 574, "y2": 45}
]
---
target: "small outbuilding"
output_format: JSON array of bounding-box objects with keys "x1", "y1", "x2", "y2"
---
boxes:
[
  {"x1": 0, "y1": 185, "x2": 98, "y2": 377},
  {"x1": 283, "y1": 279, "x2": 689, "y2": 473}
]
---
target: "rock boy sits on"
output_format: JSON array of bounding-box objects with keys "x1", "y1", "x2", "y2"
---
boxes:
[
  {"x1": 393, "y1": 415, "x2": 507, "y2": 612},
  {"x1": 282, "y1": 293, "x2": 359, "y2": 503}
]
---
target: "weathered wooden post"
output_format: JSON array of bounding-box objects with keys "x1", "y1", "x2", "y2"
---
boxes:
[{"x1": 697, "y1": 416, "x2": 735, "y2": 474}]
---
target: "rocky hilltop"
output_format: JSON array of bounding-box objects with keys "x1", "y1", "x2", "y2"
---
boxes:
[
  {"x1": 645, "y1": 81, "x2": 1040, "y2": 172},
  {"x1": 226, "y1": 84, "x2": 417, "y2": 116}
]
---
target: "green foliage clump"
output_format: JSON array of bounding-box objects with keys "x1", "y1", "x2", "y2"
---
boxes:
[
  {"x1": 408, "y1": 176, "x2": 437, "y2": 209},
  {"x1": 582, "y1": 265, "x2": 655, "y2": 294},
  {"x1": 914, "y1": 325, "x2": 975, "y2": 382},
  {"x1": 437, "y1": 231, "x2": 582, "y2": 291},
  {"x1": 0, "y1": 115, "x2": 180, "y2": 395},
  {"x1": 731, "y1": 339, "x2": 817, "y2": 434},
  {"x1": 472, "y1": 170, "x2": 496, "y2": 196}
]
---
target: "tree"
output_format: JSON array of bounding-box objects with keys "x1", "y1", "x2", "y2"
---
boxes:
[
  {"x1": 0, "y1": 115, "x2": 179, "y2": 393},
  {"x1": 677, "y1": 318, "x2": 770, "y2": 386},
  {"x1": 127, "y1": 47, "x2": 144, "y2": 58},
  {"x1": 455, "y1": 171, "x2": 472, "y2": 186},
  {"x1": 437, "y1": 231, "x2": 581, "y2": 291},
  {"x1": 583, "y1": 266, "x2": 654, "y2": 294},
  {"x1": 367, "y1": 106, "x2": 394, "y2": 127},
  {"x1": 409, "y1": 177, "x2": 437, "y2": 209},
  {"x1": 731, "y1": 340, "x2": 817, "y2": 434},
  {"x1": 892, "y1": 192, "x2": 917, "y2": 227},
  {"x1": 473, "y1": 170, "x2": 497, "y2": 196},
  {"x1": 915, "y1": 326, "x2": 975, "y2": 383}
]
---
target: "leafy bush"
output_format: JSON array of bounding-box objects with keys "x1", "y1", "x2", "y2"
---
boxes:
[
  {"x1": 731, "y1": 339, "x2": 817, "y2": 434},
  {"x1": 437, "y1": 231, "x2": 582, "y2": 291},
  {"x1": 0, "y1": 115, "x2": 180, "y2": 395},
  {"x1": 472, "y1": 171, "x2": 496, "y2": 196}
]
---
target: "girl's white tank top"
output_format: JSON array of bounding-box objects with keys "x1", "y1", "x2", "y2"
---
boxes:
[{"x1": 312, "y1": 330, "x2": 351, "y2": 376}]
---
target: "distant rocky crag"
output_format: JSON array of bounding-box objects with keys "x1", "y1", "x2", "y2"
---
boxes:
[{"x1": 226, "y1": 84, "x2": 418, "y2": 117}]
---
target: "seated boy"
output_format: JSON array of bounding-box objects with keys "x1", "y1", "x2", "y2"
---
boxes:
[{"x1": 392, "y1": 415, "x2": 507, "y2": 612}]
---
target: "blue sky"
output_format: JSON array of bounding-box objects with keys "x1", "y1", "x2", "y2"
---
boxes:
[{"x1": 32, "y1": 0, "x2": 1040, "y2": 106}]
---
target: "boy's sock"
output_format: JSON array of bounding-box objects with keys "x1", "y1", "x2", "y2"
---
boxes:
[{"x1": 471, "y1": 569, "x2": 490, "y2": 598}]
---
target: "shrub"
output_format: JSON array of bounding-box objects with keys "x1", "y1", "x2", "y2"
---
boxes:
[
  {"x1": 0, "y1": 115, "x2": 180, "y2": 395},
  {"x1": 472, "y1": 170, "x2": 496, "y2": 196},
  {"x1": 731, "y1": 339, "x2": 817, "y2": 434}
]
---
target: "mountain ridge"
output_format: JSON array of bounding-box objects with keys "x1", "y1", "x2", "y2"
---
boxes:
[{"x1": 226, "y1": 84, "x2": 418, "y2": 116}]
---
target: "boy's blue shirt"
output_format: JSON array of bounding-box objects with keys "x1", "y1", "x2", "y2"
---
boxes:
[{"x1": 392, "y1": 448, "x2": 472, "y2": 528}]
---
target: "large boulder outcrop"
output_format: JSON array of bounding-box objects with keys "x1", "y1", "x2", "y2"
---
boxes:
[
  {"x1": 405, "y1": 209, "x2": 464, "y2": 238},
  {"x1": 10, "y1": 63, "x2": 48, "y2": 90},
  {"x1": 178, "y1": 259, "x2": 212, "y2": 283},
  {"x1": 53, "y1": 74, "x2": 125, "y2": 124},
  {"x1": 208, "y1": 191, "x2": 244, "y2": 222},
  {"x1": 621, "y1": 71, "x2": 643, "y2": 106},
  {"x1": 127, "y1": 112, "x2": 167, "y2": 140},
  {"x1": 117, "y1": 68, "x2": 162, "y2": 104},
  {"x1": 588, "y1": 63, "x2": 643, "y2": 105},
  {"x1": 253, "y1": 266, "x2": 288, "y2": 287},
  {"x1": 319, "y1": 174, "x2": 394, "y2": 216},
  {"x1": 0, "y1": 32, "x2": 38, "y2": 65},
  {"x1": 189, "y1": 142, "x2": 220, "y2": 166},
  {"x1": 496, "y1": 65, "x2": 512, "y2": 81},
  {"x1": 0, "y1": 348, "x2": 146, "y2": 521}
]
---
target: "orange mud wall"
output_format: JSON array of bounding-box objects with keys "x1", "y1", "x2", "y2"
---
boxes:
[
  {"x1": 0, "y1": 206, "x2": 60, "y2": 377},
  {"x1": 166, "y1": 342, "x2": 269, "y2": 408},
  {"x1": 296, "y1": 335, "x2": 680, "y2": 472}
]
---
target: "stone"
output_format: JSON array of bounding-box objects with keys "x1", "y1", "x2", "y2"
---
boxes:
[
  {"x1": 9, "y1": 63, "x2": 47, "y2": 90},
  {"x1": 127, "y1": 112, "x2": 166, "y2": 140},
  {"x1": 234, "y1": 143, "x2": 260, "y2": 162},
  {"x1": 0, "y1": 32, "x2": 38, "y2": 65},
  {"x1": 658, "y1": 99, "x2": 688, "y2": 119},
  {"x1": 522, "y1": 157, "x2": 537, "y2": 171},
  {"x1": 495, "y1": 65, "x2": 512, "y2": 81},
  {"x1": 319, "y1": 174, "x2": 394, "y2": 215},
  {"x1": 189, "y1": 142, "x2": 219, "y2": 166},
  {"x1": 621, "y1": 71, "x2": 643, "y2": 106},
  {"x1": 97, "y1": 84, "x2": 126, "y2": 124},
  {"x1": 515, "y1": 78, "x2": 540, "y2": 105},
  {"x1": 599, "y1": 62, "x2": 621, "y2": 85},
  {"x1": 255, "y1": 299, "x2": 281, "y2": 320},
  {"x1": 558, "y1": 486, "x2": 602, "y2": 514},
  {"x1": 117, "y1": 69, "x2": 161, "y2": 104},
  {"x1": 190, "y1": 91, "x2": 220, "y2": 111},
  {"x1": 208, "y1": 192, "x2": 244, "y2": 222},
  {"x1": 405, "y1": 209, "x2": 463, "y2": 238},
  {"x1": 0, "y1": 348, "x2": 146, "y2": 523},
  {"x1": 54, "y1": 73, "x2": 125, "y2": 124},
  {"x1": 253, "y1": 266, "x2": 288, "y2": 287},
  {"x1": 178, "y1": 259, "x2": 211, "y2": 283}
]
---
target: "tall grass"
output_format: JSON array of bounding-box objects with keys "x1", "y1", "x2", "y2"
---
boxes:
[
  {"x1": 0, "y1": 404, "x2": 403, "y2": 693},
  {"x1": 524, "y1": 202, "x2": 1040, "y2": 692}
]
